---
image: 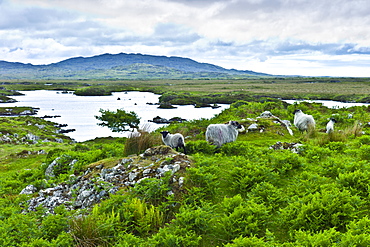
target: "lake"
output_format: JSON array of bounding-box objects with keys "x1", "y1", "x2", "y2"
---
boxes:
[
  {"x1": 283, "y1": 99, "x2": 370, "y2": 109},
  {"x1": 5, "y1": 92, "x2": 369, "y2": 142},
  {"x1": 5, "y1": 90, "x2": 229, "y2": 142}
]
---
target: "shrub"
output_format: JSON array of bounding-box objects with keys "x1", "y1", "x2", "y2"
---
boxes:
[
  {"x1": 224, "y1": 236, "x2": 268, "y2": 247},
  {"x1": 0, "y1": 213, "x2": 40, "y2": 246},
  {"x1": 115, "y1": 233, "x2": 144, "y2": 246},
  {"x1": 186, "y1": 162, "x2": 221, "y2": 202},
  {"x1": 131, "y1": 175, "x2": 174, "y2": 214},
  {"x1": 185, "y1": 140, "x2": 217, "y2": 155},
  {"x1": 280, "y1": 187, "x2": 362, "y2": 234},
  {"x1": 249, "y1": 182, "x2": 285, "y2": 207},
  {"x1": 227, "y1": 159, "x2": 273, "y2": 195},
  {"x1": 40, "y1": 208, "x2": 69, "y2": 241},
  {"x1": 293, "y1": 228, "x2": 341, "y2": 246},
  {"x1": 300, "y1": 144, "x2": 333, "y2": 163},
  {"x1": 214, "y1": 195, "x2": 270, "y2": 242},
  {"x1": 359, "y1": 145, "x2": 370, "y2": 160},
  {"x1": 325, "y1": 141, "x2": 347, "y2": 152},
  {"x1": 148, "y1": 225, "x2": 202, "y2": 247},
  {"x1": 220, "y1": 141, "x2": 262, "y2": 158},
  {"x1": 336, "y1": 169, "x2": 370, "y2": 197},
  {"x1": 89, "y1": 195, "x2": 164, "y2": 238},
  {"x1": 336, "y1": 217, "x2": 370, "y2": 246},
  {"x1": 267, "y1": 149, "x2": 303, "y2": 174},
  {"x1": 358, "y1": 135, "x2": 370, "y2": 145}
]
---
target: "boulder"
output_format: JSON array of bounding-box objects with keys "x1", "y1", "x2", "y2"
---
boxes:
[{"x1": 20, "y1": 185, "x2": 38, "y2": 195}]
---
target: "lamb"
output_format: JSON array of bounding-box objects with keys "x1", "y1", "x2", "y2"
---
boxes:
[
  {"x1": 206, "y1": 121, "x2": 245, "y2": 147},
  {"x1": 293, "y1": 109, "x2": 316, "y2": 132},
  {"x1": 326, "y1": 118, "x2": 337, "y2": 133},
  {"x1": 160, "y1": 131, "x2": 187, "y2": 154}
]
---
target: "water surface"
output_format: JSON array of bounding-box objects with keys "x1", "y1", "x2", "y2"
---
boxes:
[
  {"x1": 6, "y1": 90, "x2": 229, "y2": 142},
  {"x1": 283, "y1": 99, "x2": 370, "y2": 109}
]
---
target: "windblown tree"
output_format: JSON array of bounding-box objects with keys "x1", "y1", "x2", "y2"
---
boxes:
[{"x1": 95, "y1": 108, "x2": 140, "y2": 132}]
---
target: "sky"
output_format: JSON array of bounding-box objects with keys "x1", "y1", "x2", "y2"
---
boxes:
[{"x1": 1, "y1": 0, "x2": 370, "y2": 77}]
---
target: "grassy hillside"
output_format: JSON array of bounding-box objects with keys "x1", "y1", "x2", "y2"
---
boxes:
[{"x1": 1, "y1": 99, "x2": 370, "y2": 246}]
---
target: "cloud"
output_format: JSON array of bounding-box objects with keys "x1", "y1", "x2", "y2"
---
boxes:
[{"x1": 1, "y1": 0, "x2": 370, "y2": 76}]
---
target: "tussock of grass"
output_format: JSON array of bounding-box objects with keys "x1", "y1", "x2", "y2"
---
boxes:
[{"x1": 123, "y1": 124, "x2": 162, "y2": 156}]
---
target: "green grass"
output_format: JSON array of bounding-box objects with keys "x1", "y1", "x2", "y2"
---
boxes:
[{"x1": 1, "y1": 81, "x2": 370, "y2": 246}]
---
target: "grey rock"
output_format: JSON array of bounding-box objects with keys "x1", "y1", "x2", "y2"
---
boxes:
[
  {"x1": 22, "y1": 146, "x2": 193, "y2": 215},
  {"x1": 269, "y1": 141, "x2": 303, "y2": 154},
  {"x1": 179, "y1": 177, "x2": 185, "y2": 187},
  {"x1": 45, "y1": 157, "x2": 61, "y2": 178},
  {"x1": 129, "y1": 172, "x2": 139, "y2": 181},
  {"x1": 260, "y1": 111, "x2": 273, "y2": 118},
  {"x1": 247, "y1": 123, "x2": 259, "y2": 131},
  {"x1": 20, "y1": 185, "x2": 38, "y2": 195}
]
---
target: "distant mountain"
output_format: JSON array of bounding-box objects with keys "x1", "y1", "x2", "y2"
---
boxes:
[{"x1": 0, "y1": 53, "x2": 272, "y2": 80}]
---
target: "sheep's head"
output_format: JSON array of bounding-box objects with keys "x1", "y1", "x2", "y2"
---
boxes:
[
  {"x1": 160, "y1": 131, "x2": 170, "y2": 138},
  {"x1": 229, "y1": 121, "x2": 243, "y2": 129},
  {"x1": 293, "y1": 109, "x2": 302, "y2": 115}
]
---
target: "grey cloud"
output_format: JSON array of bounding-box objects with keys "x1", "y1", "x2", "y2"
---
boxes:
[
  {"x1": 152, "y1": 23, "x2": 201, "y2": 43},
  {"x1": 190, "y1": 38, "x2": 370, "y2": 60},
  {"x1": 275, "y1": 41, "x2": 370, "y2": 56},
  {"x1": 0, "y1": 6, "x2": 76, "y2": 30},
  {"x1": 164, "y1": 0, "x2": 220, "y2": 7}
]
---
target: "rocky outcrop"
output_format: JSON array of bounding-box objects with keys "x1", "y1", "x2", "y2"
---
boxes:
[
  {"x1": 149, "y1": 116, "x2": 187, "y2": 124},
  {"x1": 20, "y1": 185, "x2": 38, "y2": 195},
  {"x1": 269, "y1": 141, "x2": 303, "y2": 154},
  {"x1": 241, "y1": 111, "x2": 293, "y2": 135},
  {"x1": 21, "y1": 145, "x2": 192, "y2": 214},
  {"x1": 258, "y1": 111, "x2": 293, "y2": 135},
  {"x1": 0, "y1": 107, "x2": 38, "y2": 115},
  {"x1": 0, "y1": 132, "x2": 67, "y2": 144}
]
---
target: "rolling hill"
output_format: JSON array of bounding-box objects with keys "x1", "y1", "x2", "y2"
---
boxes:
[{"x1": 0, "y1": 53, "x2": 272, "y2": 80}]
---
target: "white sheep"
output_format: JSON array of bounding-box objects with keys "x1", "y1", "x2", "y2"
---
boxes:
[
  {"x1": 206, "y1": 121, "x2": 245, "y2": 147},
  {"x1": 160, "y1": 131, "x2": 187, "y2": 154},
  {"x1": 293, "y1": 109, "x2": 316, "y2": 132},
  {"x1": 326, "y1": 118, "x2": 337, "y2": 133}
]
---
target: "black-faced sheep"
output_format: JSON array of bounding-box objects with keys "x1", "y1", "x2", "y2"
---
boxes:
[
  {"x1": 293, "y1": 109, "x2": 316, "y2": 132},
  {"x1": 206, "y1": 121, "x2": 244, "y2": 147},
  {"x1": 326, "y1": 118, "x2": 337, "y2": 133},
  {"x1": 160, "y1": 131, "x2": 187, "y2": 154}
]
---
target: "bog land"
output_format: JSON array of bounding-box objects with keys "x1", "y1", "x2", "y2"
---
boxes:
[
  {"x1": 1, "y1": 77, "x2": 370, "y2": 105},
  {"x1": 2, "y1": 77, "x2": 370, "y2": 246}
]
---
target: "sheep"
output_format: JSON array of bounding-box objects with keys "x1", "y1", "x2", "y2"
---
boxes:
[
  {"x1": 206, "y1": 121, "x2": 244, "y2": 147},
  {"x1": 160, "y1": 131, "x2": 186, "y2": 154},
  {"x1": 326, "y1": 118, "x2": 337, "y2": 133},
  {"x1": 293, "y1": 109, "x2": 316, "y2": 132}
]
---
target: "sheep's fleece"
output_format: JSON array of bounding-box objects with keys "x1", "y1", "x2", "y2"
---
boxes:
[
  {"x1": 160, "y1": 131, "x2": 186, "y2": 154},
  {"x1": 206, "y1": 121, "x2": 244, "y2": 147},
  {"x1": 326, "y1": 118, "x2": 336, "y2": 133},
  {"x1": 293, "y1": 109, "x2": 316, "y2": 132}
]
